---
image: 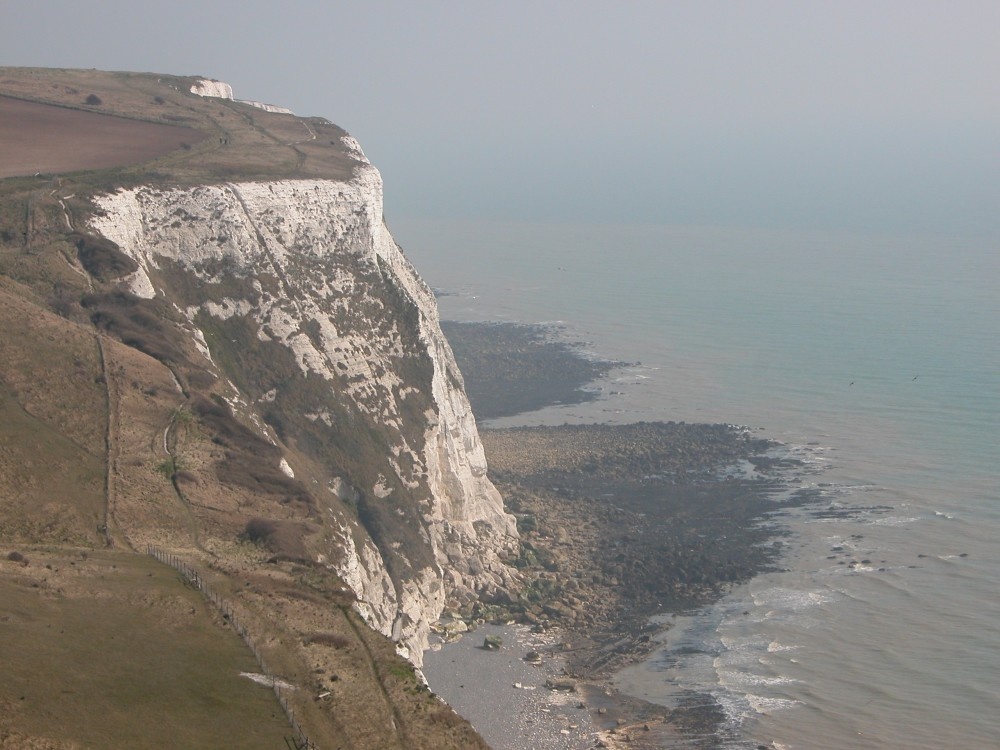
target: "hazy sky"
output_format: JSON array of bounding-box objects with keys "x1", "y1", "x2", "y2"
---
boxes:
[{"x1": 3, "y1": 1, "x2": 998, "y2": 236}]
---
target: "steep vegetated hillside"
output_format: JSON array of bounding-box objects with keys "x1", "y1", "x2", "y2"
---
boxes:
[{"x1": 0, "y1": 67, "x2": 512, "y2": 749}]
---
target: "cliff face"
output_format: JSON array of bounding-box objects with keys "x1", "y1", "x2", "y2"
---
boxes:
[
  {"x1": 88, "y1": 142, "x2": 517, "y2": 663},
  {"x1": 0, "y1": 67, "x2": 510, "y2": 748}
]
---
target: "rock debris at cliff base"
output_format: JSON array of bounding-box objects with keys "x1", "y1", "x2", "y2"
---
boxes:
[
  {"x1": 480, "y1": 422, "x2": 803, "y2": 672},
  {"x1": 426, "y1": 421, "x2": 811, "y2": 749}
]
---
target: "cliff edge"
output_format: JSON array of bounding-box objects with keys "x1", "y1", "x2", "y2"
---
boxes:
[{"x1": 0, "y1": 66, "x2": 513, "y2": 748}]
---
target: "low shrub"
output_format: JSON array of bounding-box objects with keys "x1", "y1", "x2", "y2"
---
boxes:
[
  {"x1": 241, "y1": 518, "x2": 309, "y2": 562},
  {"x1": 156, "y1": 456, "x2": 179, "y2": 478},
  {"x1": 74, "y1": 233, "x2": 138, "y2": 281},
  {"x1": 81, "y1": 291, "x2": 188, "y2": 365},
  {"x1": 302, "y1": 632, "x2": 350, "y2": 649},
  {"x1": 242, "y1": 517, "x2": 278, "y2": 544}
]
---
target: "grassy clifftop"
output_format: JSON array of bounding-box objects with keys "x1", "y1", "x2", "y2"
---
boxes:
[{"x1": 0, "y1": 66, "x2": 358, "y2": 188}]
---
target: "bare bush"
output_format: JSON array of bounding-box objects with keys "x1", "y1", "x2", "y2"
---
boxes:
[
  {"x1": 81, "y1": 290, "x2": 188, "y2": 365},
  {"x1": 241, "y1": 517, "x2": 309, "y2": 562},
  {"x1": 74, "y1": 233, "x2": 138, "y2": 281},
  {"x1": 303, "y1": 632, "x2": 350, "y2": 649},
  {"x1": 242, "y1": 517, "x2": 277, "y2": 544}
]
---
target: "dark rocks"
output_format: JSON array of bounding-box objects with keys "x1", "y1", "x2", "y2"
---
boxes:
[
  {"x1": 545, "y1": 676, "x2": 578, "y2": 692},
  {"x1": 542, "y1": 602, "x2": 573, "y2": 619},
  {"x1": 481, "y1": 421, "x2": 814, "y2": 683}
]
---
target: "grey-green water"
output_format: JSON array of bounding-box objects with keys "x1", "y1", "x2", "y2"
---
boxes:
[{"x1": 398, "y1": 217, "x2": 1000, "y2": 749}]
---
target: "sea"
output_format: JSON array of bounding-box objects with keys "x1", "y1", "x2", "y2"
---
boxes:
[{"x1": 396, "y1": 216, "x2": 999, "y2": 749}]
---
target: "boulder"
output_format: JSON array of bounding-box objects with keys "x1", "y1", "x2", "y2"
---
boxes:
[{"x1": 545, "y1": 676, "x2": 577, "y2": 692}]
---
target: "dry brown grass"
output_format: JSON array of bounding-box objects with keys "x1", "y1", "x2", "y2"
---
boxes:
[
  {"x1": 212, "y1": 560, "x2": 490, "y2": 750},
  {"x1": 0, "y1": 288, "x2": 106, "y2": 547}
]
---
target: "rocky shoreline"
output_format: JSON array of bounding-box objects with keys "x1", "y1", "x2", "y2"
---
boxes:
[
  {"x1": 479, "y1": 423, "x2": 808, "y2": 748},
  {"x1": 483, "y1": 422, "x2": 793, "y2": 661},
  {"x1": 430, "y1": 321, "x2": 818, "y2": 748}
]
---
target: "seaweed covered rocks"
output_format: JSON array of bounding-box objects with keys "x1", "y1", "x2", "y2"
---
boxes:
[{"x1": 481, "y1": 422, "x2": 804, "y2": 676}]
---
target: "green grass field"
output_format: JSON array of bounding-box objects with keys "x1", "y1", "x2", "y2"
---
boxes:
[{"x1": 0, "y1": 550, "x2": 292, "y2": 749}]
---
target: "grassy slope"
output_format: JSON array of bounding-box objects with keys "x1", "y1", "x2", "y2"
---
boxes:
[
  {"x1": 0, "y1": 67, "x2": 487, "y2": 750},
  {"x1": 0, "y1": 551, "x2": 291, "y2": 750}
]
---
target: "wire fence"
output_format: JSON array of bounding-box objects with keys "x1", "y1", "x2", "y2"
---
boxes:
[{"x1": 147, "y1": 545, "x2": 319, "y2": 750}]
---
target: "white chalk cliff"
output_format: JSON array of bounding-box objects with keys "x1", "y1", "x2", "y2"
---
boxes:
[
  {"x1": 89, "y1": 139, "x2": 517, "y2": 664},
  {"x1": 190, "y1": 76, "x2": 294, "y2": 113}
]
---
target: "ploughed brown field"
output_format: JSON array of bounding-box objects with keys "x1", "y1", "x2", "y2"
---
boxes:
[{"x1": 0, "y1": 95, "x2": 205, "y2": 178}]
